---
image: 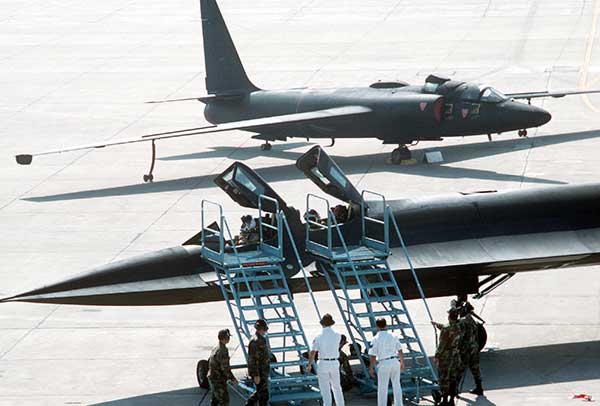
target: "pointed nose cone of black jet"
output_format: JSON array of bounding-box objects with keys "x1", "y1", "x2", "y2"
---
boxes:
[
  {"x1": 502, "y1": 101, "x2": 551, "y2": 129},
  {"x1": 534, "y1": 106, "x2": 552, "y2": 127},
  {"x1": 0, "y1": 246, "x2": 218, "y2": 306}
]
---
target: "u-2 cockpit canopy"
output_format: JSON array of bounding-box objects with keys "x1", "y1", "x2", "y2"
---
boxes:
[{"x1": 423, "y1": 75, "x2": 507, "y2": 103}]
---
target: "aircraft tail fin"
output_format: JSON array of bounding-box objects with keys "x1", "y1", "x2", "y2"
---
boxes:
[{"x1": 200, "y1": 0, "x2": 259, "y2": 95}]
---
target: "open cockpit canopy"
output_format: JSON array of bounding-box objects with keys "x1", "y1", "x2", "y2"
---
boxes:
[
  {"x1": 213, "y1": 162, "x2": 287, "y2": 213},
  {"x1": 295, "y1": 146, "x2": 363, "y2": 206}
]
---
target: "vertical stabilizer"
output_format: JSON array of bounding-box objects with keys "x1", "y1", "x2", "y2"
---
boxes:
[{"x1": 200, "y1": 0, "x2": 258, "y2": 94}]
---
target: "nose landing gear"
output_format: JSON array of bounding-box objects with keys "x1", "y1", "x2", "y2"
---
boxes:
[
  {"x1": 260, "y1": 142, "x2": 272, "y2": 151},
  {"x1": 518, "y1": 129, "x2": 528, "y2": 138},
  {"x1": 390, "y1": 145, "x2": 412, "y2": 164}
]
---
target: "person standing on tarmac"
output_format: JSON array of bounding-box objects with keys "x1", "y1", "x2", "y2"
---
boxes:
[
  {"x1": 338, "y1": 334, "x2": 357, "y2": 391},
  {"x1": 208, "y1": 329, "x2": 238, "y2": 406},
  {"x1": 368, "y1": 318, "x2": 406, "y2": 406},
  {"x1": 432, "y1": 308, "x2": 463, "y2": 406},
  {"x1": 246, "y1": 319, "x2": 270, "y2": 406},
  {"x1": 307, "y1": 313, "x2": 345, "y2": 406},
  {"x1": 457, "y1": 300, "x2": 484, "y2": 396}
]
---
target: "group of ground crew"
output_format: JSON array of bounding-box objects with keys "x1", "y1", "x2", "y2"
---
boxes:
[
  {"x1": 432, "y1": 295, "x2": 485, "y2": 406},
  {"x1": 205, "y1": 296, "x2": 484, "y2": 406},
  {"x1": 206, "y1": 313, "x2": 408, "y2": 406},
  {"x1": 207, "y1": 319, "x2": 270, "y2": 406}
]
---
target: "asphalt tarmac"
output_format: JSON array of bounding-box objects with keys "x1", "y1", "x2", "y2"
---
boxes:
[{"x1": 1, "y1": 0, "x2": 600, "y2": 405}]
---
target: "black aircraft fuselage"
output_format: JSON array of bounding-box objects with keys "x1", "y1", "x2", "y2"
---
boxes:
[
  {"x1": 204, "y1": 81, "x2": 551, "y2": 146},
  {"x1": 4, "y1": 146, "x2": 600, "y2": 307},
  {"x1": 16, "y1": 0, "x2": 599, "y2": 175}
]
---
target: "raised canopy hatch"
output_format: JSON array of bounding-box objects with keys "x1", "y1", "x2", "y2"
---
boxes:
[
  {"x1": 213, "y1": 162, "x2": 287, "y2": 212},
  {"x1": 295, "y1": 145, "x2": 363, "y2": 205}
]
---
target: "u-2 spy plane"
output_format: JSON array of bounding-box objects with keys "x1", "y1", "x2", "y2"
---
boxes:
[{"x1": 14, "y1": 0, "x2": 600, "y2": 181}]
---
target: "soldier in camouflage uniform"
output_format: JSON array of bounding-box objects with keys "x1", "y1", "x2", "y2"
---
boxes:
[
  {"x1": 457, "y1": 300, "x2": 484, "y2": 396},
  {"x1": 433, "y1": 308, "x2": 463, "y2": 406},
  {"x1": 246, "y1": 319, "x2": 270, "y2": 406},
  {"x1": 338, "y1": 335, "x2": 357, "y2": 391},
  {"x1": 208, "y1": 329, "x2": 238, "y2": 406}
]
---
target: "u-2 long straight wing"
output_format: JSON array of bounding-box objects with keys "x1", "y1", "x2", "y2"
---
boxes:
[
  {"x1": 506, "y1": 88, "x2": 600, "y2": 100},
  {"x1": 15, "y1": 105, "x2": 372, "y2": 165}
]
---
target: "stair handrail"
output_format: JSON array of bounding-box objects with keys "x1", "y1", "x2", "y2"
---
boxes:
[
  {"x1": 361, "y1": 190, "x2": 390, "y2": 255},
  {"x1": 280, "y1": 211, "x2": 322, "y2": 321},
  {"x1": 388, "y1": 207, "x2": 438, "y2": 345},
  {"x1": 258, "y1": 195, "x2": 283, "y2": 258}
]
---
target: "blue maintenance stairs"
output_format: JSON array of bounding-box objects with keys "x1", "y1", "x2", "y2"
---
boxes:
[
  {"x1": 305, "y1": 191, "x2": 439, "y2": 402},
  {"x1": 200, "y1": 196, "x2": 321, "y2": 405}
]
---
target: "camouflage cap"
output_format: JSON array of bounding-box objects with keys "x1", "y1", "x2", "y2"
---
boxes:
[{"x1": 218, "y1": 328, "x2": 231, "y2": 340}]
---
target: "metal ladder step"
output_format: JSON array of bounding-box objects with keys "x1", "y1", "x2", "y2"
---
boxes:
[
  {"x1": 270, "y1": 345, "x2": 309, "y2": 354},
  {"x1": 267, "y1": 330, "x2": 305, "y2": 339},
  {"x1": 346, "y1": 281, "x2": 396, "y2": 290},
  {"x1": 230, "y1": 273, "x2": 284, "y2": 283},
  {"x1": 271, "y1": 375, "x2": 319, "y2": 386},
  {"x1": 348, "y1": 295, "x2": 402, "y2": 304},
  {"x1": 334, "y1": 259, "x2": 388, "y2": 268},
  {"x1": 236, "y1": 287, "x2": 288, "y2": 298},
  {"x1": 361, "y1": 322, "x2": 412, "y2": 332},
  {"x1": 246, "y1": 316, "x2": 297, "y2": 325},
  {"x1": 355, "y1": 309, "x2": 405, "y2": 318},
  {"x1": 272, "y1": 360, "x2": 309, "y2": 369},
  {"x1": 240, "y1": 301, "x2": 292, "y2": 310}
]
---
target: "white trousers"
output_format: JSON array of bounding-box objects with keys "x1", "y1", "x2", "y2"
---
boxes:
[
  {"x1": 317, "y1": 360, "x2": 345, "y2": 406},
  {"x1": 377, "y1": 358, "x2": 403, "y2": 406}
]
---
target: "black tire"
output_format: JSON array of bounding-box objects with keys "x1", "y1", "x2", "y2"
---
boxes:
[
  {"x1": 400, "y1": 146, "x2": 411, "y2": 160},
  {"x1": 143, "y1": 174, "x2": 149, "y2": 182},
  {"x1": 197, "y1": 359, "x2": 209, "y2": 389},
  {"x1": 391, "y1": 149, "x2": 402, "y2": 164},
  {"x1": 477, "y1": 323, "x2": 487, "y2": 351}
]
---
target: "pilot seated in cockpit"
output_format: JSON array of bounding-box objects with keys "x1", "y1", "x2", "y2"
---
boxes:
[{"x1": 234, "y1": 215, "x2": 259, "y2": 245}]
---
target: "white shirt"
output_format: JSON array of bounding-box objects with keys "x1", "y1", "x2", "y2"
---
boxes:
[
  {"x1": 368, "y1": 330, "x2": 402, "y2": 361},
  {"x1": 311, "y1": 327, "x2": 342, "y2": 360}
]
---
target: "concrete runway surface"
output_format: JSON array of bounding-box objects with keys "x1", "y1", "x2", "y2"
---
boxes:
[{"x1": 1, "y1": 0, "x2": 600, "y2": 404}]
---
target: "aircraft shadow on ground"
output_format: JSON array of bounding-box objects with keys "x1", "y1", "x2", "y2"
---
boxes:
[
  {"x1": 88, "y1": 340, "x2": 600, "y2": 406},
  {"x1": 23, "y1": 129, "x2": 600, "y2": 202}
]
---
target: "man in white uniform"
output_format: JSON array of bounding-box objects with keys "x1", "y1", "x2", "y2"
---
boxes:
[
  {"x1": 307, "y1": 314, "x2": 345, "y2": 406},
  {"x1": 369, "y1": 318, "x2": 405, "y2": 406}
]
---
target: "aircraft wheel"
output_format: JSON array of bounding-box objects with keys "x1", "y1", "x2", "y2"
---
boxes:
[
  {"x1": 477, "y1": 323, "x2": 488, "y2": 351},
  {"x1": 391, "y1": 146, "x2": 411, "y2": 164},
  {"x1": 518, "y1": 129, "x2": 528, "y2": 137},
  {"x1": 261, "y1": 142, "x2": 272, "y2": 151},
  {"x1": 196, "y1": 359, "x2": 209, "y2": 389},
  {"x1": 143, "y1": 174, "x2": 154, "y2": 183}
]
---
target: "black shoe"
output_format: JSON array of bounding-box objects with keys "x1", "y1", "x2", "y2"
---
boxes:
[{"x1": 470, "y1": 387, "x2": 484, "y2": 396}]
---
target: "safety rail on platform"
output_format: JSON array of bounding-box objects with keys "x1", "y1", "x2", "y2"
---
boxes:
[
  {"x1": 304, "y1": 190, "x2": 439, "y2": 401},
  {"x1": 200, "y1": 196, "x2": 322, "y2": 404}
]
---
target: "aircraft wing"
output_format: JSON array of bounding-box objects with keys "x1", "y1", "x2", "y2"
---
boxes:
[
  {"x1": 15, "y1": 105, "x2": 372, "y2": 165},
  {"x1": 506, "y1": 89, "x2": 600, "y2": 100}
]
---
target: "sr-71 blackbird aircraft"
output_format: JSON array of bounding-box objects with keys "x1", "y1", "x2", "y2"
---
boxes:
[
  {"x1": 4, "y1": 146, "x2": 600, "y2": 319},
  {"x1": 14, "y1": 0, "x2": 600, "y2": 180}
]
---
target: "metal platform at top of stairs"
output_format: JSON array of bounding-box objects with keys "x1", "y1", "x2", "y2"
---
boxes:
[
  {"x1": 305, "y1": 190, "x2": 439, "y2": 402},
  {"x1": 201, "y1": 196, "x2": 321, "y2": 405}
]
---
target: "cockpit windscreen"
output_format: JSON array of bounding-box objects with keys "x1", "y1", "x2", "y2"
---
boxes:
[{"x1": 479, "y1": 87, "x2": 507, "y2": 103}]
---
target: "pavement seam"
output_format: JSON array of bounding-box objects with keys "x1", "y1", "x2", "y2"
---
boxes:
[
  {"x1": 0, "y1": 305, "x2": 59, "y2": 361},
  {"x1": 109, "y1": 135, "x2": 252, "y2": 262}
]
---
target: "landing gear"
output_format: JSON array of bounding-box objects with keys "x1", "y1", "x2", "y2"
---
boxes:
[
  {"x1": 261, "y1": 142, "x2": 272, "y2": 151},
  {"x1": 518, "y1": 129, "x2": 528, "y2": 138},
  {"x1": 390, "y1": 145, "x2": 411, "y2": 164},
  {"x1": 143, "y1": 140, "x2": 156, "y2": 183}
]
